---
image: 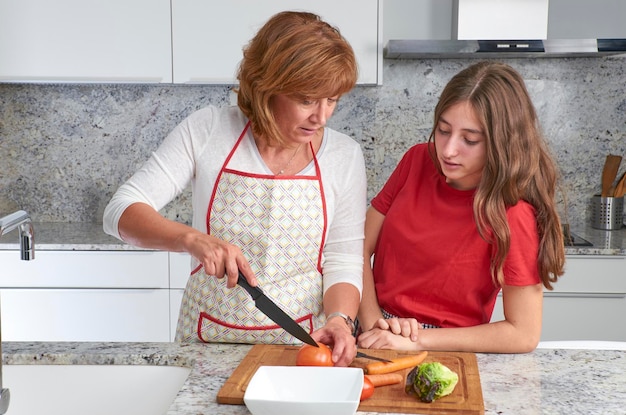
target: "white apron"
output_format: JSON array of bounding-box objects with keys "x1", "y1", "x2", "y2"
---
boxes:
[{"x1": 175, "y1": 123, "x2": 328, "y2": 344}]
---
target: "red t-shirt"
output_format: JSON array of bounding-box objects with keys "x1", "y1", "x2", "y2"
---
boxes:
[{"x1": 371, "y1": 143, "x2": 541, "y2": 327}]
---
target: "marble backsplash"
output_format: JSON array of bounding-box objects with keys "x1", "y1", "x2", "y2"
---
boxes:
[{"x1": 1, "y1": 58, "x2": 625, "y2": 227}]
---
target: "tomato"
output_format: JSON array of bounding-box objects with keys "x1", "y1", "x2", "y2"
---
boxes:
[
  {"x1": 360, "y1": 375, "x2": 375, "y2": 401},
  {"x1": 295, "y1": 343, "x2": 333, "y2": 367}
]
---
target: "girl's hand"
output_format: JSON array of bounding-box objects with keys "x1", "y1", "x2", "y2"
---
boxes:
[
  {"x1": 372, "y1": 317, "x2": 421, "y2": 342},
  {"x1": 357, "y1": 327, "x2": 419, "y2": 351}
]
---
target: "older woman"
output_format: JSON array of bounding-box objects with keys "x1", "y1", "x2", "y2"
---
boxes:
[{"x1": 103, "y1": 11, "x2": 366, "y2": 366}]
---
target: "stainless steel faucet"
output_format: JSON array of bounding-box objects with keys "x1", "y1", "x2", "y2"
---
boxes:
[
  {"x1": 0, "y1": 210, "x2": 36, "y2": 414},
  {"x1": 0, "y1": 210, "x2": 35, "y2": 261}
]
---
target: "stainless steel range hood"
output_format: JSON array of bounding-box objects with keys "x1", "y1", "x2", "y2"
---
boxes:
[
  {"x1": 385, "y1": 38, "x2": 626, "y2": 59},
  {"x1": 384, "y1": 0, "x2": 626, "y2": 59}
]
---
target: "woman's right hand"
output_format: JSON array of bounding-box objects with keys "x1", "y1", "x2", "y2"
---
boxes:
[
  {"x1": 116, "y1": 202, "x2": 257, "y2": 288},
  {"x1": 182, "y1": 232, "x2": 257, "y2": 288}
]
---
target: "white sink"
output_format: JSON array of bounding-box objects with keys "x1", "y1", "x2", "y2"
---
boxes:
[{"x1": 3, "y1": 364, "x2": 191, "y2": 415}]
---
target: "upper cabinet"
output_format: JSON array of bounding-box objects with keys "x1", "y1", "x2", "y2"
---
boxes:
[
  {"x1": 0, "y1": 0, "x2": 381, "y2": 85},
  {"x1": 548, "y1": 0, "x2": 626, "y2": 39},
  {"x1": 0, "y1": 0, "x2": 172, "y2": 83},
  {"x1": 384, "y1": 0, "x2": 626, "y2": 42},
  {"x1": 171, "y1": 0, "x2": 381, "y2": 85}
]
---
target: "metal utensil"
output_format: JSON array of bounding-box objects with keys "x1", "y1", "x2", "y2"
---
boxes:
[
  {"x1": 601, "y1": 154, "x2": 622, "y2": 197},
  {"x1": 356, "y1": 351, "x2": 392, "y2": 363},
  {"x1": 237, "y1": 272, "x2": 318, "y2": 347}
]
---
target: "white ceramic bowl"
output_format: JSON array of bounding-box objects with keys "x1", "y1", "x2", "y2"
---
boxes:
[{"x1": 243, "y1": 366, "x2": 363, "y2": 415}]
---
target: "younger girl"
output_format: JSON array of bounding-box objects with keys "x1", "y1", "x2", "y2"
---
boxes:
[{"x1": 357, "y1": 61, "x2": 565, "y2": 353}]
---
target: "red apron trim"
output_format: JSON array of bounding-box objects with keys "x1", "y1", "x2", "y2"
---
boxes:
[
  {"x1": 187, "y1": 125, "x2": 327, "y2": 343},
  {"x1": 311, "y1": 149, "x2": 327, "y2": 273},
  {"x1": 222, "y1": 167, "x2": 320, "y2": 181},
  {"x1": 206, "y1": 121, "x2": 251, "y2": 232},
  {"x1": 206, "y1": 135, "x2": 327, "y2": 274},
  {"x1": 196, "y1": 311, "x2": 315, "y2": 343}
]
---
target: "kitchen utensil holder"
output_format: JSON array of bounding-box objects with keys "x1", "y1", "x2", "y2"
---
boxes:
[{"x1": 591, "y1": 195, "x2": 624, "y2": 230}]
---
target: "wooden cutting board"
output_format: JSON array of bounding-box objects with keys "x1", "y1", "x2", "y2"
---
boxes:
[{"x1": 217, "y1": 344, "x2": 484, "y2": 414}]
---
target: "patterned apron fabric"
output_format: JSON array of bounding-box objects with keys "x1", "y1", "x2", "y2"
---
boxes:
[{"x1": 175, "y1": 125, "x2": 327, "y2": 344}]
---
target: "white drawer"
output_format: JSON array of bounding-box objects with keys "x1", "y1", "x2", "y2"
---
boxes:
[
  {"x1": 555, "y1": 256, "x2": 626, "y2": 294},
  {"x1": 0, "y1": 288, "x2": 171, "y2": 342},
  {"x1": 0, "y1": 250, "x2": 169, "y2": 288},
  {"x1": 169, "y1": 252, "x2": 191, "y2": 289}
]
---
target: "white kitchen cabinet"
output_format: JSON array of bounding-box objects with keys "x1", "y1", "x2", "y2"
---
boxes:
[
  {"x1": 0, "y1": 0, "x2": 381, "y2": 85},
  {"x1": 0, "y1": 250, "x2": 169, "y2": 288},
  {"x1": 1, "y1": 288, "x2": 170, "y2": 342},
  {"x1": 169, "y1": 252, "x2": 192, "y2": 341},
  {"x1": 548, "y1": 0, "x2": 626, "y2": 39},
  {"x1": 490, "y1": 255, "x2": 626, "y2": 342},
  {"x1": 0, "y1": 0, "x2": 172, "y2": 83},
  {"x1": 0, "y1": 250, "x2": 171, "y2": 342},
  {"x1": 384, "y1": 0, "x2": 626, "y2": 42},
  {"x1": 383, "y1": 0, "x2": 453, "y2": 43},
  {"x1": 171, "y1": 0, "x2": 382, "y2": 85}
]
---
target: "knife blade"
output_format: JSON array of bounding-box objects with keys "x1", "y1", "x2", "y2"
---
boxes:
[
  {"x1": 237, "y1": 272, "x2": 318, "y2": 347},
  {"x1": 356, "y1": 351, "x2": 392, "y2": 363}
]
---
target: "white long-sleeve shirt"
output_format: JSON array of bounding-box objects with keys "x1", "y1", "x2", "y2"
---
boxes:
[{"x1": 103, "y1": 105, "x2": 366, "y2": 295}]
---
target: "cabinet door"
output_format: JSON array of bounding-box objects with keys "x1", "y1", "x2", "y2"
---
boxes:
[
  {"x1": 1, "y1": 250, "x2": 171, "y2": 342},
  {"x1": 169, "y1": 252, "x2": 191, "y2": 341},
  {"x1": 490, "y1": 256, "x2": 626, "y2": 341},
  {"x1": 169, "y1": 252, "x2": 192, "y2": 290},
  {"x1": 548, "y1": 0, "x2": 626, "y2": 39},
  {"x1": 172, "y1": 0, "x2": 381, "y2": 85},
  {"x1": 541, "y1": 294, "x2": 626, "y2": 341},
  {"x1": 0, "y1": 0, "x2": 172, "y2": 83},
  {"x1": 542, "y1": 256, "x2": 626, "y2": 341},
  {"x1": 0, "y1": 288, "x2": 170, "y2": 342},
  {"x1": 170, "y1": 289, "x2": 184, "y2": 341}
]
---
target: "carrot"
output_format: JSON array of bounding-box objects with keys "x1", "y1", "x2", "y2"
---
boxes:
[
  {"x1": 365, "y1": 373, "x2": 404, "y2": 387},
  {"x1": 364, "y1": 351, "x2": 428, "y2": 375}
]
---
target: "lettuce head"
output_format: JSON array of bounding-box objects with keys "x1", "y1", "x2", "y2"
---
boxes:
[{"x1": 406, "y1": 362, "x2": 459, "y2": 403}]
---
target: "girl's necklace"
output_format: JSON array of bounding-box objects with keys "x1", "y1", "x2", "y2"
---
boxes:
[{"x1": 276, "y1": 143, "x2": 303, "y2": 175}]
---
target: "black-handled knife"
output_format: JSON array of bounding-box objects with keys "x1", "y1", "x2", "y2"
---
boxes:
[
  {"x1": 356, "y1": 351, "x2": 392, "y2": 363},
  {"x1": 237, "y1": 272, "x2": 319, "y2": 347}
]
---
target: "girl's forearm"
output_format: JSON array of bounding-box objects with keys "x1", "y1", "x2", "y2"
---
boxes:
[{"x1": 416, "y1": 320, "x2": 539, "y2": 353}]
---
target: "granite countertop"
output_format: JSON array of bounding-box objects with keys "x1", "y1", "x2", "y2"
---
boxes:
[
  {"x1": 1, "y1": 222, "x2": 625, "y2": 255},
  {"x1": 3, "y1": 341, "x2": 625, "y2": 414}
]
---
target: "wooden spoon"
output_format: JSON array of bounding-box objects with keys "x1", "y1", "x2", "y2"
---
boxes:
[
  {"x1": 613, "y1": 170, "x2": 626, "y2": 198},
  {"x1": 601, "y1": 155, "x2": 622, "y2": 197}
]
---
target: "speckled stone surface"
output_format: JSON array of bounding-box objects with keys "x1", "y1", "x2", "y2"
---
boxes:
[
  {"x1": 1, "y1": 58, "x2": 626, "y2": 225},
  {"x1": 2, "y1": 341, "x2": 625, "y2": 415},
  {"x1": 0, "y1": 222, "x2": 146, "y2": 251},
  {"x1": 2, "y1": 222, "x2": 625, "y2": 256}
]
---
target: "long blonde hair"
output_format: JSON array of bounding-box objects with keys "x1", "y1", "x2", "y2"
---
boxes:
[
  {"x1": 235, "y1": 11, "x2": 358, "y2": 146},
  {"x1": 428, "y1": 61, "x2": 565, "y2": 289}
]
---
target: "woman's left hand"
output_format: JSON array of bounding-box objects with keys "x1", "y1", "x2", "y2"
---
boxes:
[{"x1": 311, "y1": 320, "x2": 357, "y2": 367}]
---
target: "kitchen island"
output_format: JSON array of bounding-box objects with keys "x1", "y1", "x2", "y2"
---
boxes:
[
  {"x1": 4, "y1": 222, "x2": 626, "y2": 343},
  {"x1": 3, "y1": 341, "x2": 625, "y2": 415},
  {"x1": 2, "y1": 223, "x2": 625, "y2": 412}
]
